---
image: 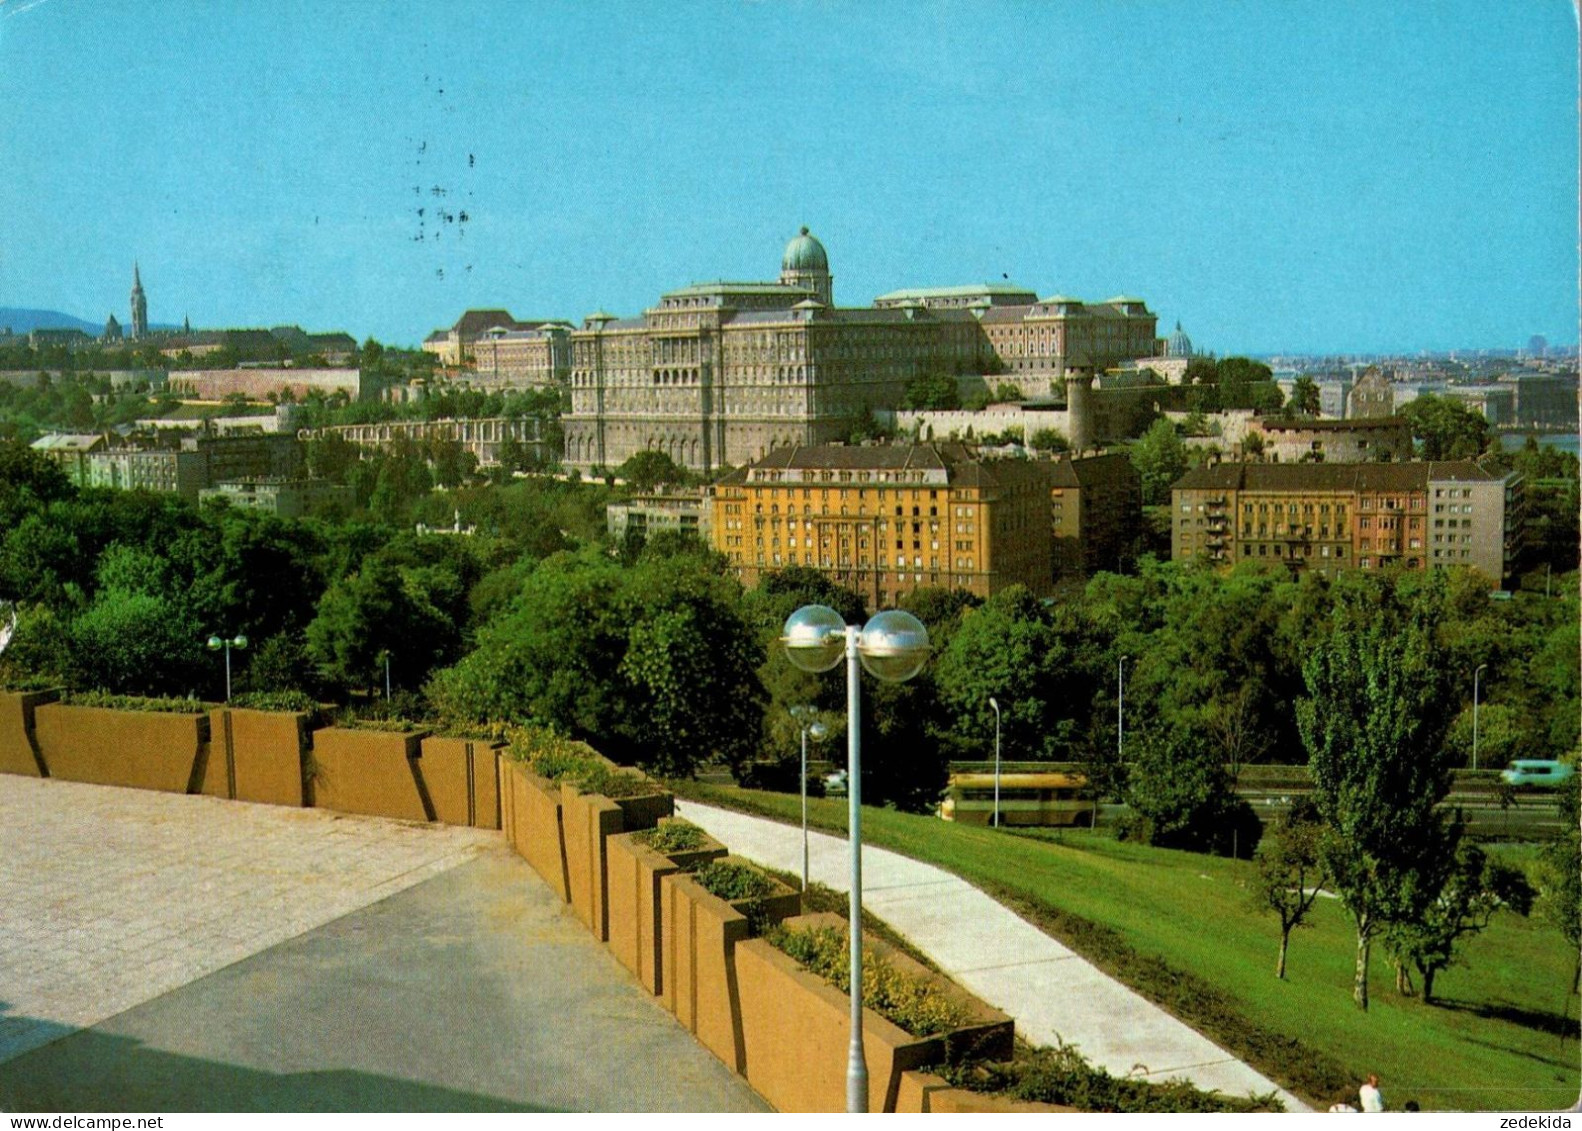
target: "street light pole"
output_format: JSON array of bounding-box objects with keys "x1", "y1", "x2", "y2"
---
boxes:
[
  {"x1": 782, "y1": 605, "x2": 930, "y2": 1114},
  {"x1": 793, "y1": 707, "x2": 827, "y2": 892},
  {"x1": 841, "y1": 623, "x2": 866, "y2": 1114},
  {"x1": 206, "y1": 634, "x2": 248, "y2": 702},
  {"x1": 1473, "y1": 663, "x2": 1488, "y2": 770},
  {"x1": 988, "y1": 696, "x2": 1002, "y2": 827}
]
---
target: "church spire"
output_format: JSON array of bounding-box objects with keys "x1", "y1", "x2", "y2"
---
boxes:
[{"x1": 130, "y1": 262, "x2": 148, "y2": 340}]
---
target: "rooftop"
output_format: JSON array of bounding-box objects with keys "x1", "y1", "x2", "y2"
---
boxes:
[{"x1": 1173, "y1": 460, "x2": 1512, "y2": 493}]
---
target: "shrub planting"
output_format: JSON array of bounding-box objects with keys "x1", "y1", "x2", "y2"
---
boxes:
[
  {"x1": 61, "y1": 690, "x2": 207, "y2": 714},
  {"x1": 231, "y1": 690, "x2": 319, "y2": 713},
  {"x1": 574, "y1": 763, "x2": 662, "y2": 800},
  {"x1": 764, "y1": 922, "x2": 970, "y2": 1038},
  {"x1": 632, "y1": 819, "x2": 708, "y2": 854},
  {"x1": 939, "y1": 1041, "x2": 1283, "y2": 1113}
]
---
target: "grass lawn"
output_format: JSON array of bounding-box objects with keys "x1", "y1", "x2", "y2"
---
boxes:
[{"x1": 674, "y1": 781, "x2": 1580, "y2": 1112}]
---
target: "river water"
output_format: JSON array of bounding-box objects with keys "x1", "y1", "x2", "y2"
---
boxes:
[{"x1": 1497, "y1": 431, "x2": 1579, "y2": 457}]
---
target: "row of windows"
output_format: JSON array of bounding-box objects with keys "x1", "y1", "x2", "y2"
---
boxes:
[{"x1": 746, "y1": 550, "x2": 974, "y2": 579}]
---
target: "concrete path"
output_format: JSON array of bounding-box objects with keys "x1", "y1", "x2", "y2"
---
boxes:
[
  {"x1": 0, "y1": 776, "x2": 764, "y2": 1112},
  {"x1": 676, "y1": 799, "x2": 1310, "y2": 1112}
]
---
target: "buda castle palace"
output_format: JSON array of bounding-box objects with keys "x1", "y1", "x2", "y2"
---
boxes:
[{"x1": 564, "y1": 229, "x2": 1162, "y2": 474}]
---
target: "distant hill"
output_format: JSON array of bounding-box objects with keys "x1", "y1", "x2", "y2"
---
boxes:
[{"x1": 0, "y1": 308, "x2": 103, "y2": 335}]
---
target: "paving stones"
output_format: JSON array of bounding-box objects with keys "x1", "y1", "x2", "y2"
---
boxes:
[{"x1": 0, "y1": 775, "x2": 493, "y2": 1065}]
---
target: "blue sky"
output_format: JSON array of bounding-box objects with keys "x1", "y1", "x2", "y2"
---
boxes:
[{"x1": 0, "y1": 0, "x2": 1575, "y2": 355}]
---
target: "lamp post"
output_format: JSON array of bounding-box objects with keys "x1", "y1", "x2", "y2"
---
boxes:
[
  {"x1": 988, "y1": 696, "x2": 1002, "y2": 827},
  {"x1": 791, "y1": 706, "x2": 828, "y2": 891},
  {"x1": 1117, "y1": 655, "x2": 1130, "y2": 760},
  {"x1": 1473, "y1": 663, "x2": 1488, "y2": 770},
  {"x1": 206, "y1": 633, "x2": 248, "y2": 702},
  {"x1": 782, "y1": 604, "x2": 930, "y2": 1114}
]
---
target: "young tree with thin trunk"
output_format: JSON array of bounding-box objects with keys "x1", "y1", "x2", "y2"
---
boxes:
[
  {"x1": 1295, "y1": 576, "x2": 1459, "y2": 1011},
  {"x1": 1384, "y1": 842, "x2": 1535, "y2": 1004},
  {"x1": 1253, "y1": 800, "x2": 1328, "y2": 978}
]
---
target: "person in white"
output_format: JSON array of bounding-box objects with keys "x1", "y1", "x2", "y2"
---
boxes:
[{"x1": 1358, "y1": 1073, "x2": 1384, "y2": 1112}]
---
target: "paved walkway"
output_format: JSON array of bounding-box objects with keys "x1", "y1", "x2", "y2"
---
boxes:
[
  {"x1": 0, "y1": 776, "x2": 763, "y2": 1112},
  {"x1": 676, "y1": 799, "x2": 1311, "y2": 1112}
]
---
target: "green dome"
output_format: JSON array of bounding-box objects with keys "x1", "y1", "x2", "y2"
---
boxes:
[{"x1": 782, "y1": 226, "x2": 828, "y2": 272}]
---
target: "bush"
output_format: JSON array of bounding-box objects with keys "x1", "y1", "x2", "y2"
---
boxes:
[
  {"x1": 574, "y1": 763, "x2": 662, "y2": 799},
  {"x1": 766, "y1": 922, "x2": 970, "y2": 1038},
  {"x1": 230, "y1": 690, "x2": 318, "y2": 713},
  {"x1": 335, "y1": 714, "x2": 423, "y2": 732},
  {"x1": 632, "y1": 819, "x2": 708, "y2": 854},
  {"x1": 504, "y1": 725, "x2": 593, "y2": 774},
  {"x1": 60, "y1": 690, "x2": 207, "y2": 714},
  {"x1": 693, "y1": 860, "x2": 777, "y2": 902},
  {"x1": 941, "y1": 1041, "x2": 1282, "y2": 1113},
  {"x1": 0, "y1": 674, "x2": 58, "y2": 692}
]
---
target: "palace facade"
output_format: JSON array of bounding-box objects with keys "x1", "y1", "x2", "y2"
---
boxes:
[{"x1": 564, "y1": 229, "x2": 1161, "y2": 474}]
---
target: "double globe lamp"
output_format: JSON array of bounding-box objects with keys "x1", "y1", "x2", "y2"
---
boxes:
[{"x1": 780, "y1": 604, "x2": 930, "y2": 1114}]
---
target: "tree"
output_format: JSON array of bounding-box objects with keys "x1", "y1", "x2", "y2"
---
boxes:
[
  {"x1": 67, "y1": 588, "x2": 207, "y2": 697},
  {"x1": 1399, "y1": 394, "x2": 1490, "y2": 460},
  {"x1": 1125, "y1": 722, "x2": 1239, "y2": 852},
  {"x1": 1028, "y1": 427, "x2": 1069, "y2": 453},
  {"x1": 0, "y1": 440, "x2": 74, "y2": 530},
  {"x1": 616, "y1": 556, "x2": 766, "y2": 777},
  {"x1": 934, "y1": 585, "x2": 1094, "y2": 762},
  {"x1": 617, "y1": 450, "x2": 690, "y2": 493},
  {"x1": 1296, "y1": 577, "x2": 1460, "y2": 1010},
  {"x1": 901, "y1": 373, "x2": 960, "y2": 411},
  {"x1": 1253, "y1": 799, "x2": 1329, "y2": 979},
  {"x1": 1128, "y1": 419, "x2": 1188, "y2": 506},
  {"x1": 426, "y1": 549, "x2": 764, "y2": 778},
  {"x1": 304, "y1": 556, "x2": 453, "y2": 694},
  {"x1": 1289, "y1": 377, "x2": 1321, "y2": 417},
  {"x1": 1535, "y1": 778, "x2": 1581, "y2": 1008},
  {"x1": 493, "y1": 434, "x2": 528, "y2": 481},
  {"x1": 1383, "y1": 842, "x2": 1534, "y2": 1003}
]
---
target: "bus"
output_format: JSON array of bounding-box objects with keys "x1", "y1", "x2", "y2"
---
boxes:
[{"x1": 940, "y1": 771, "x2": 1096, "y2": 828}]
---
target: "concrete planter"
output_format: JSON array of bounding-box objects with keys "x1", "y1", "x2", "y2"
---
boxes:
[
  {"x1": 419, "y1": 736, "x2": 502, "y2": 829},
  {"x1": 499, "y1": 759, "x2": 571, "y2": 901},
  {"x1": 735, "y1": 912, "x2": 1014, "y2": 1113},
  {"x1": 0, "y1": 689, "x2": 57, "y2": 777},
  {"x1": 206, "y1": 707, "x2": 312, "y2": 806},
  {"x1": 309, "y1": 726, "x2": 430, "y2": 821},
  {"x1": 561, "y1": 771, "x2": 675, "y2": 941},
  {"x1": 659, "y1": 860, "x2": 801, "y2": 1072},
  {"x1": 33, "y1": 702, "x2": 210, "y2": 793},
  {"x1": 896, "y1": 1071, "x2": 1074, "y2": 1113},
  {"x1": 605, "y1": 821, "x2": 728, "y2": 994}
]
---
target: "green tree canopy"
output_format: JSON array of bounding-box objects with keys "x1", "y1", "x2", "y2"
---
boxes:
[
  {"x1": 427, "y1": 549, "x2": 764, "y2": 777},
  {"x1": 1399, "y1": 394, "x2": 1490, "y2": 460},
  {"x1": 617, "y1": 449, "x2": 691, "y2": 493},
  {"x1": 1253, "y1": 799, "x2": 1328, "y2": 979},
  {"x1": 1296, "y1": 574, "x2": 1461, "y2": 1010},
  {"x1": 1383, "y1": 842, "x2": 1533, "y2": 1003},
  {"x1": 1124, "y1": 722, "x2": 1239, "y2": 852},
  {"x1": 1128, "y1": 419, "x2": 1189, "y2": 506},
  {"x1": 901, "y1": 373, "x2": 960, "y2": 411},
  {"x1": 1289, "y1": 376, "x2": 1321, "y2": 417}
]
